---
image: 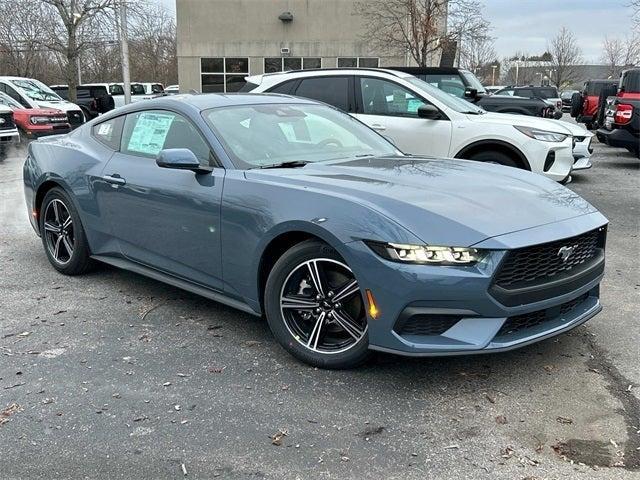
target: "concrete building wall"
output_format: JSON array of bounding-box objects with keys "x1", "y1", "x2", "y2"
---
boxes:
[{"x1": 176, "y1": 0, "x2": 445, "y2": 93}]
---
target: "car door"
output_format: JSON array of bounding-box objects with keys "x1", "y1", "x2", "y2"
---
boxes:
[
  {"x1": 99, "y1": 109, "x2": 225, "y2": 290},
  {"x1": 352, "y1": 76, "x2": 452, "y2": 157}
]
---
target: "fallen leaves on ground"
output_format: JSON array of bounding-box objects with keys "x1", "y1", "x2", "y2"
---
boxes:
[
  {"x1": 271, "y1": 428, "x2": 288, "y2": 446},
  {"x1": 0, "y1": 403, "x2": 23, "y2": 426}
]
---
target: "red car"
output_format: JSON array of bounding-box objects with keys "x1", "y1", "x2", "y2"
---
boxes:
[
  {"x1": 571, "y1": 79, "x2": 618, "y2": 129},
  {"x1": 0, "y1": 91, "x2": 71, "y2": 138}
]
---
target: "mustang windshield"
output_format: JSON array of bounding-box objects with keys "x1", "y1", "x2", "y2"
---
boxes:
[{"x1": 204, "y1": 103, "x2": 399, "y2": 169}]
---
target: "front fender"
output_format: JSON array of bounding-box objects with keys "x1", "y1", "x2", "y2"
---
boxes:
[{"x1": 219, "y1": 171, "x2": 423, "y2": 312}]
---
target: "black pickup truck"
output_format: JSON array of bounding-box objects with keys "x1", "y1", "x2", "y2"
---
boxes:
[
  {"x1": 50, "y1": 84, "x2": 115, "y2": 121},
  {"x1": 389, "y1": 67, "x2": 555, "y2": 118},
  {"x1": 596, "y1": 98, "x2": 640, "y2": 158}
]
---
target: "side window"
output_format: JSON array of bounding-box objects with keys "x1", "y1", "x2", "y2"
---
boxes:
[
  {"x1": 121, "y1": 110, "x2": 212, "y2": 165},
  {"x1": 517, "y1": 89, "x2": 534, "y2": 98},
  {"x1": 496, "y1": 89, "x2": 514, "y2": 96},
  {"x1": 267, "y1": 80, "x2": 298, "y2": 95},
  {"x1": 110, "y1": 85, "x2": 125, "y2": 95},
  {"x1": 359, "y1": 77, "x2": 426, "y2": 117},
  {"x1": 92, "y1": 116, "x2": 125, "y2": 150},
  {"x1": 293, "y1": 77, "x2": 350, "y2": 111},
  {"x1": 3, "y1": 84, "x2": 30, "y2": 108}
]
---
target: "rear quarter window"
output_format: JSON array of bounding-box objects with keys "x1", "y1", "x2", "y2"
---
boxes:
[{"x1": 92, "y1": 116, "x2": 125, "y2": 150}]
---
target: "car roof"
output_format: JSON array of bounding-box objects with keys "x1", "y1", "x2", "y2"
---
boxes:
[
  {"x1": 245, "y1": 67, "x2": 413, "y2": 83},
  {"x1": 387, "y1": 66, "x2": 463, "y2": 75},
  {"x1": 99, "y1": 93, "x2": 318, "y2": 116}
]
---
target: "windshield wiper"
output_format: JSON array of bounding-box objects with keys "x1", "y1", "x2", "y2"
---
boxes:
[{"x1": 257, "y1": 160, "x2": 311, "y2": 169}]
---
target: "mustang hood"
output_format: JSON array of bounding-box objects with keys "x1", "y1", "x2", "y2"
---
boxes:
[{"x1": 247, "y1": 156, "x2": 600, "y2": 247}]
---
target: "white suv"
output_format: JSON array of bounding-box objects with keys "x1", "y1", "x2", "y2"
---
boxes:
[{"x1": 245, "y1": 69, "x2": 593, "y2": 182}]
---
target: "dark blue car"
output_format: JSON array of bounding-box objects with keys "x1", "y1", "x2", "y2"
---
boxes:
[{"x1": 23, "y1": 94, "x2": 608, "y2": 368}]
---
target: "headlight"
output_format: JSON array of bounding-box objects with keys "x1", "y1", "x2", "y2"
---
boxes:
[
  {"x1": 514, "y1": 125, "x2": 568, "y2": 143},
  {"x1": 366, "y1": 241, "x2": 483, "y2": 265},
  {"x1": 30, "y1": 116, "x2": 50, "y2": 125}
]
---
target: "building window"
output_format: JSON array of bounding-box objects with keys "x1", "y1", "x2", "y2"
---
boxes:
[
  {"x1": 201, "y1": 57, "x2": 249, "y2": 93},
  {"x1": 337, "y1": 57, "x2": 379, "y2": 68},
  {"x1": 264, "y1": 57, "x2": 322, "y2": 73}
]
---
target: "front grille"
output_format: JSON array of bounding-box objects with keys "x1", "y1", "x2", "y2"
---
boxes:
[
  {"x1": 495, "y1": 229, "x2": 603, "y2": 289},
  {"x1": 0, "y1": 112, "x2": 15, "y2": 130},
  {"x1": 396, "y1": 315, "x2": 461, "y2": 336},
  {"x1": 66, "y1": 110, "x2": 84, "y2": 126},
  {"x1": 496, "y1": 293, "x2": 589, "y2": 337}
]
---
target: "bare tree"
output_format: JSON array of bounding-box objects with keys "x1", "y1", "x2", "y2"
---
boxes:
[
  {"x1": 0, "y1": 1, "x2": 52, "y2": 78},
  {"x1": 459, "y1": 33, "x2": 496, "y2": 76},
  {"x1": 355, "y1": 0, "x2": 448, "y2": 67},
  {"x1": 548, "y1": 27, "x2": 582, "y2": 89},
  {"x1": 129, "y1": 9, "x2": 178, "y2": 86},
  {"x1": 34, "y1": 0, "x2": 120, "y2": 102},
  {"x1": 629, "y1": 0, "x2": 640, "y2": 31},
  {"x1": 447, "y1": 0, "x2": 492, "y2": 67},
  {"x1": 601, "y1": 36, "x2": 639, "y2": 77}
]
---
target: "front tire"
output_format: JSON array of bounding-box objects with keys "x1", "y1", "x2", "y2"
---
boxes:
[
  {"x1": 40, "y1": 187, "x2": 94, "y2": 275},
  {"x1": 467, "y1": 150, "x2": 520, "y2": 168},
  {"x1": 264, "y1": 240, "x2": 370, "y2": 369}
]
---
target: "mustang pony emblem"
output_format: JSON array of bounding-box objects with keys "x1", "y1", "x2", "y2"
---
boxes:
[{"x1": 558, "y1": 245, "x2": 575, "y2": 262}]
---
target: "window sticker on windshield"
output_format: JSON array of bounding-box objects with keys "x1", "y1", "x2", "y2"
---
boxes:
[{"x1": 127, "y1": 112, "x2": 174, "y2": 155}]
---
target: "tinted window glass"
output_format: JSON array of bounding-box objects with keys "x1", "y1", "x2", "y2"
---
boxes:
[
  {"x1": 516, "y1": 89, "x2": 534, "y2": 97},
  {"x1": 93, "y1": 116, "x2": 125, "y2": 150},
  {"x1": 131, "y1": 84, "x2": 146, "y2": 95},
  {"x1": 496, "y1": 89, "x2": 514, "y2": 96},
  {"x1": 202, "y1": 58, "x2": 224, "y2": 73},
  {"x1": 265, "y1": 57, "x2": 282, "y2": 73},
  {"x1": 267, "y1": 80, "x2": 298, "y2": 95},
  {"x1": 283, "y1": 57, "x2": 301, "y2": 71},
  {"x1": 338, "y1": 58, "x2": 357, "y2": 68},
  {"x1": 421, "y1": 74, "x2": 466, "y2": 98},
  {"x1": 359, "y1": 58, "x2": 379, "y2": 68},
  {"x1": 621, "y1": 70, "x2": 640, "y2": 92},
  {"x1": 109, "y1": 84, "x2": 125, "y2": 95},
  {"x1": 202, "y1": 75, "x2": 224, "y2": 93},
  {"x1": 121, "y1": 110, "x2": 211, "y2": 164},
  {"x1": 359, "y1": 77, "x2": 426, "y2": 117},
  {"x1": 303, "y1": 58, "x2": 322, "y2": 69},
  {"x1": 538, "y1": 88, "x2": 558, "y2": 98},
  {"x1": 294, "y1": 77, "x2": 350, "y2": 111},
  {"x1": 239, "y1": 82, "x2": 259, "y2": 93}
]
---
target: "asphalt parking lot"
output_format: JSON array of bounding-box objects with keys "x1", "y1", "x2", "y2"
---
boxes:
[{"x1": 0, "y1": 131, "x2": 638, "y2": 480}]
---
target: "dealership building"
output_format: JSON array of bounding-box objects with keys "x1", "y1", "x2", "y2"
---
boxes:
[{"x1": 176, "y1": 0, "x2": 447, "y2": 93}]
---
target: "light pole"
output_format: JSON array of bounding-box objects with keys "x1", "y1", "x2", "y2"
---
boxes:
[
  {"x1": 491, "y1": 65, "x2": 497, "y2": 86},
  {"x1": 117, "y1": 0, "x2": 131, "y2": 104}
]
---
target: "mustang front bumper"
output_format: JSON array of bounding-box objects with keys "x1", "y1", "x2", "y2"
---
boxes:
[{"x1": 346, "y1": 212, "x2": 607, "y2": 356}]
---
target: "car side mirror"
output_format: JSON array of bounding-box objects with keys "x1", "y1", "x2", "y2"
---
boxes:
[
  {"x1": 156, "y1": 148, "x2": 210, "y2": 173},
  {"x1": 417, "y1": 104, "x2": 441, "y2": 120},
  {"x1": 464, "y1": 88, "x2": 478, "y2": 99}
]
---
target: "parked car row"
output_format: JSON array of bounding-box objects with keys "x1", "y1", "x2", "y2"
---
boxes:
[
  {"x1": 243, "y1": 68, "x2": 593, "y2": 182},
  {"x1": 594, "y1": 68, "x2": 640, "y2": 158},
  {"x1": 0, "y1": 76, "x2": 169, "y2": 157}
]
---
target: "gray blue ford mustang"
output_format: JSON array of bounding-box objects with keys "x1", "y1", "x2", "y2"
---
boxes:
[{"x1": 24, "y1": 93, "x2": 607, "y2": 368}]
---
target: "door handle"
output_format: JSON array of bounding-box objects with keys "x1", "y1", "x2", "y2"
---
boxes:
[
  {"x1": 371, "y1": 124, "x2": 387, "y2": 131},
  {"x1": 103, "y1": 174, "x2": 126, "y2": 185}
]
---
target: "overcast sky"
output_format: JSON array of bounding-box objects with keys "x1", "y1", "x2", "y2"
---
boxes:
[{"x1": 159, "y1": 0, "x2": 636, "y2": 63}]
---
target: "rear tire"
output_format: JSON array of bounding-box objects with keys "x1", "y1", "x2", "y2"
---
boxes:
[
  {"x1": 467, "y1": 150, "x2": 520, "y2": 169},
  {"x1": 570, "y1": 92, "x2": 583, "y2": 118},
  {"x1": 40, "y1": 187, "x2": 94, "y2": 275},
  {"x1": 264, "y1": 240, "x2": 371, "y2": 369}
]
